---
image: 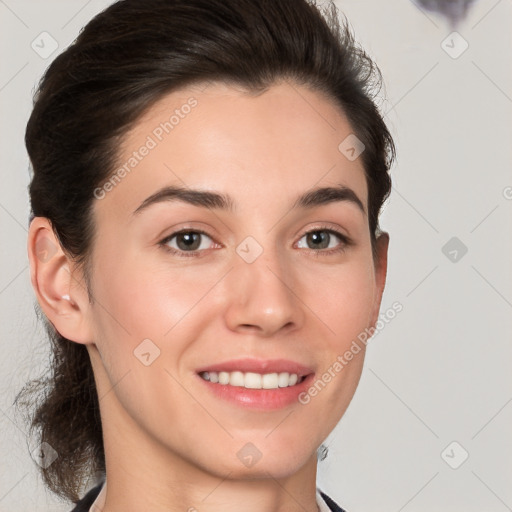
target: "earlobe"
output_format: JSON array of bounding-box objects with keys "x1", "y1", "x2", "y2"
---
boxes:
[{"x1": 27, "y1": 217, "x2": 94, "y2": 344}]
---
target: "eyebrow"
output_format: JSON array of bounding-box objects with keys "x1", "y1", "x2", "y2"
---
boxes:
[
  {"x1": 132, "y1": 184, "x2": 366, "y2": 216},
  {"x1": 294, "y1": 185, "x2": 365, "y2": 214}
]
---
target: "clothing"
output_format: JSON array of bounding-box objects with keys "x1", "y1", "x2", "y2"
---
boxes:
[
  {"x1": 69, "y1": 479, "x2": 347, "y2": 512},
  {"x1": 69, "y1": 481, "x2": 104, "y2": 512}
]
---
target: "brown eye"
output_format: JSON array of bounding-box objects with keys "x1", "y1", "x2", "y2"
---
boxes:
[{"x1": 162, "y1": 230, "x2": 214, "y2": 253}]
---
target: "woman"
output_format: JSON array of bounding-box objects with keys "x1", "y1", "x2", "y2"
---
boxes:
[{"x1": 18, "y1": 0, "x2": 395, "y2": 510}]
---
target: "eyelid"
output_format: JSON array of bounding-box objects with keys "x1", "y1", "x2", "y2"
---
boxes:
[
  {"x1": 160, "y1": 227, "x2": 214, "y2": 243},
  {"x1": 156, "y1": 221, "x2": 220, "y2": 242},
  {"x1": 298, "y1": 222, "x2": 351, "y2": 240}
]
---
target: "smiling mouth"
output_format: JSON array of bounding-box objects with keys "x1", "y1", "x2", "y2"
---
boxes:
[{"x1": 199, "y1": 371, "x2": 307, "y2": 390}]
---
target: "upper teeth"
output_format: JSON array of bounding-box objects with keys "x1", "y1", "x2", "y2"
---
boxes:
[{"x1": 200, "y1": 371, "x2": 301, "y2": 389}]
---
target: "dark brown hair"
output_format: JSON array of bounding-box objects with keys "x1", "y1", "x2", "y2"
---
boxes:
[{"x1": 16, "y1": 0, "x2": 395, "y2": 503}]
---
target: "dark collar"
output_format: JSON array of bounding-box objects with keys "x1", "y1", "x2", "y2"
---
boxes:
[{"x1": 320, "y1": 490, "x2": 348, "y2": 512}]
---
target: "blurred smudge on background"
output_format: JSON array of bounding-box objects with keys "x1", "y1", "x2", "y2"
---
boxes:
[{"x1": 414, "y1": 0, "x2": 479, "y2": 26}]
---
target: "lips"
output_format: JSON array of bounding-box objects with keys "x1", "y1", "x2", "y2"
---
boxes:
[
  {"x1": 196, "y1": 366, "x2": 316, "y2": 410},
  {"x1": 194, "y1": 358, "x2": 316, "y2": 409},
  {"x1": 195, "y1": 358, "x2": 314, "y2": 377}
]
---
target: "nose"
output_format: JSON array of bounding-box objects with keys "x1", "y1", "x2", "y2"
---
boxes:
[{"x1": 223, "y1": 249, "x2": 304, "y2": 337}]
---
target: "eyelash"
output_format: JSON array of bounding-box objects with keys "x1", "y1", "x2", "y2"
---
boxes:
[{"x1": 158, "y1": 225, "x2": 353, "y2": 258}]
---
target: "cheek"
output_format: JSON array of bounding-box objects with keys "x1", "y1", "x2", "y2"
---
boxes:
[
  {"x1": 298, "y1": 261, "x2": 374, "y2": 414},
  {"x1": 301, "y1": 257, "x2": 376, "y2": 346},
  {"x1": 88, "y1": 253, "x2": 210, "y2": 416},
  {"x1": 91, "y1": 250, "x2": 220, "y2": 342}
]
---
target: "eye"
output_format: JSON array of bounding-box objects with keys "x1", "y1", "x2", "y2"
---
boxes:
[
  {"x1": 296, "y1": 228, "x2": 350, "y2": 253},
  {"x1": 160, "y1": 230, "x2": 217, "y2": 256}
]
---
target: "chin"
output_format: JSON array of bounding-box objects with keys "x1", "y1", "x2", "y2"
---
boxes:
[{"x1": 202, "y1": 441, "x2": 316, "y2": 481}]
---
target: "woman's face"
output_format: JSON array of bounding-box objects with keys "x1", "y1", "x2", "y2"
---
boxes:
[{"x1": 83, "y1": 81, "x2": 388, "y2": 479}]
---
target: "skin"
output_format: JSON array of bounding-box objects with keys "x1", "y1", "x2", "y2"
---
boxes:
[{"x1": 28, "y1": 81, "x2": 388, "y2": 512}]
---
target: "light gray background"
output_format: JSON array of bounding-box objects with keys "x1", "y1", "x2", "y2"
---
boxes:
[{"x1": 1, "y1": 1, "x2": 511, "y2": 511}]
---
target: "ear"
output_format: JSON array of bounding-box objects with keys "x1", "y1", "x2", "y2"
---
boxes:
[
  {"x1": 368, "y1": 232, "x2": 389, "y2": 328},
  {"x1": 27, "y1": 217, "x2": 94, "y2": 344}
]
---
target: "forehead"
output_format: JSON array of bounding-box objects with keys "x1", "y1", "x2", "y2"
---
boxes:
[{"x1": 94, "y1": 81, "x2": 368, "y2": 222}]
